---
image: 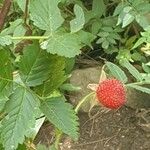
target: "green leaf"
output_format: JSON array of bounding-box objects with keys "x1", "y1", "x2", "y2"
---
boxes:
[
  {"x1": 65, "y1": 57, "x2": 75, "y2": 74},
  {"x1": 13, "y1": 24, "x2": 26, "y2": 46},
  {"x1": 92, "y1": 0, "x2": 105, "y2": 17},
  {"x1": 132, "y1": 37, "x2": 145, "y2": 49},
  {"x1": 18, "y1": 42, "x2": 52, "y2": 87},
  {"x1": 113, "y1": 2, "x2": 127, "y2": 16},
  {"x1": 16, "y1": 0, "x2": 26, "y2": 11},
  {"x1": 102, "y1": 40, "x2": 109, "y2": 49},
  {"x1": 127, "y1": 84, "x2": 150, "y2": 94},
  {"x1": 1, "y1": 80, "x2": 40, "y2": 150},
  {"x1": 76, "y1": 30, "x2": 96, "y2": 48},
  {"x1": 41, "y1": 32, "x2": 81, "y2": 57},
  {"x1": 121, "y1": 59, "x2": 143, "y2": 82},
  {"x1": 1, "y1": 19, "x2": 23, "y2": 35},
  {"x1": 60, "y1": 83, "x2": 81, "y2": 92},
  {"x1": 36, "y1": 144, "x2": 51, "y2": 150},
  {"x1": 70, "y1": 4, "x2": 85, "y2": 33},
  {"x1": 135, "y1": 14, "x2": 150, "y2": 31},
  {"x1": 0, "y1": 95, "x2": 9, "y2": 112},
  {"x1": 0, "y1": 35, "x2": 12, "y2": 46},
  {"x1": 142, "y1": 63, "x2": 150, "y2": 73},
  {"x1": 106, "y1": 62, "x2": 128, "y2": 83},
  {"x1": 35, "y1": 55, "x2": 66, "y2": 97},
  {"x1": 0, "y1": 49, "x2": 13, "y2": 111},
  {"x1": 40, "y1": 97, "x2": 79, "y2": 140},
  {"x1": 122, "y1": 13, "x2": 134, "y2": 28},
  {"x1": 30, "y1": 0, "x2": 64, "y2": 31}
]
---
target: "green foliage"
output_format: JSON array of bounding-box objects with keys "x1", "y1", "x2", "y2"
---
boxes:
[
  {"x1": 40, "y1": 96, "x2": 79, "y2": 140},
  {"x1": 127, "y1": 84, "x2": 150, "y2": 94},
  {"x1": 92, "y1": 0, "x2": 106, "y2": 17},
  {"x1": 41, "y1": 32, "x2": 82, "y2": 57},
  {"x1": 70, "y1": 4, "x2": 85, "y2": 33},
  {"x1": 0, "y1": 35, "x2": 12, "y2": 46},
  {"x1": 96, "y1": 26, "x2": 121, "y2": 50},
  {"x1": 0, "y1": 49, "x2": 13, "y2": 112},
  {"x1": 106, "y1": 62, "x2": 128, "y2": 83},
  {"x1": 35, "y1": 55, "x2": 66, "y2": 97},
  {"x1": 1, "y1": 77, "x2": 40, "y2": 149},
  {"x1": 114, "y1": 0, "x2": 150, "y2": 30},
  {"x1": 0, "y1": 0, "x2": 150, "y2": 149},
  {"x1": 18, "y1": 42, "x2": 52, "y2": 87},
  {"x1": 121, "y1": 59, "x2": 143, "y2": 81},
  {"x1": 30, "y1": 0, "x2": 64, "y2": 32}
]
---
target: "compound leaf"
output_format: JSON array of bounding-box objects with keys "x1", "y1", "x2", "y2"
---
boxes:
[
  {"x1": 0, "y1": 49, "x2": 13, "y2": 111},
  {"x1": 35, "y1": 55, "x2": 66, "y2": 97},
  {"x1": 70, "y1": 4, "x2": 85, "y2": 33},
  {"x1": 1, "y1": 80, "x2": 39, "y2": 150},
  {"x1": 30, "y1": 0, "x2": 64, "y2": 32},
  {"x1": 41, "y1": 33, "x2": 81, "y2": 57},
  {"x1": 40, "y1": 97, "x2": 79, "y2": 140},
  {"x1": 19, "y1": 42, "x2": 51, "y2": 87}
]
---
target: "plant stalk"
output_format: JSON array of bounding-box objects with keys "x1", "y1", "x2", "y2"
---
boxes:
[
  {"x1": 75, "y1": 92, "x2": 95, "y2": 113},
  {"x1": 11, "y1": 36, "x2": 49, "y2": 40}
]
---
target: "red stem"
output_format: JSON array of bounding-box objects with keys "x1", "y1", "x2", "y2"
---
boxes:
[{"x1": 0, "y1": 0, "x2": 12, "y2": 31}]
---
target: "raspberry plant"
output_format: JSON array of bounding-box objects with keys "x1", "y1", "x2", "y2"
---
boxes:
[{"x1": 0, "y1": 0, "x2": 150, "y2": 150}]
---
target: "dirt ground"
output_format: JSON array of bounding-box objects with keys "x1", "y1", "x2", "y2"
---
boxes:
[{"x1": 35, "y1": 106, "x2": 150, "y2": 150}]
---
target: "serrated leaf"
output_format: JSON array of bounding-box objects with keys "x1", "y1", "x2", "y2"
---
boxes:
[
  {"x1": 40, "y1": 97, "x2": 79, "y2": 140},
  {"x1": 127, "y1": 84, "x2": 150, "y2": 94},
  {"x1": 41, "y1": 33, "x2": 81, "y2": 57},
  {"x1": 0, "y1": 35, "x2": 12, "y2": 46},
  {"x1": 30, "y1": 0, "x2": 64, "y2": 32},
  {"x1": 26, "y1": 117, "x2": 45, "y2": 139},
  {"x1": 106, "y1": 62, "x2": 128, "y2": 83},
  {"x1": 70, "y1": 4, "x2": 85, "y2": 33},
  {"x1": 121, "y1": 59, "x2": 143, "y2": 81},
  {"x1": 1, "y1": 19, "x2": 23, "y2": 35},
  {"x1": 92, "y1": 0, "x2": 105, "y2": 17},
  {"x1": 13, "y1": 24, "x2": 26, "y2": 46},
  {"x1": 35, "y1": 55, "x2": 66, "y2": 97},
  {"x1": 0, "y1": 49, "x2": 13, "y2": 111},
  {"x1": 1, "y1": 80, "x2": 40, "y2": 150},
  {"x1": 0, "y1": 95, "x2": 9, "y2": 112},
  {"x1": 16, "y1": 0, "x2": 26, "y2": 11},
  {"x1": 18, "y1": 42, "x2": 52, "y2": 87},
  {"x1": 76, "y1": 30, "x2": 96, "y2": 48}
]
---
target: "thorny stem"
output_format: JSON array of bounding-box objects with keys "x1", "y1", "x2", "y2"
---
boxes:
[
  {"x1": 0, "y1": 0, "x2": 12, "y2": 31},
  {"x1": 75, "y1": 92, "x2": 95, "y2": 113},
  {"x1": 24, "y1": 0, "x2": 29, "y2": 25}
]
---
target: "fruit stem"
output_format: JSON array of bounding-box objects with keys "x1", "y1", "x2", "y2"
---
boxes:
[{"x1": 75, "y1": 92, "x2": 95, "y2": 113}]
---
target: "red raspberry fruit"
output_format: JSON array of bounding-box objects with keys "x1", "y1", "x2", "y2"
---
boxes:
[{"x1": 96, "y1": 79, "x2": 126, "y2": 109}]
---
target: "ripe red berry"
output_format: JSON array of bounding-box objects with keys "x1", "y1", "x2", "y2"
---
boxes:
[{"x1": 96, "y1": 79, "x2": 126, "y2": 109}]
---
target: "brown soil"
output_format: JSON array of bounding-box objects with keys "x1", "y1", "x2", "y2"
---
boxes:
[{"x1": 35, "y1": 106, "x2": 150, "y2": 150}]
